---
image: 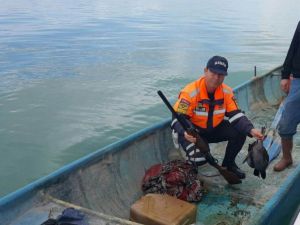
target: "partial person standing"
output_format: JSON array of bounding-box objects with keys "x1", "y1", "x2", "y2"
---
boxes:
[
  {"x1": 171, "y1": 56, "x2": 263, "y2": 179},
  {"x1": 274, "y1": 21, "x2": 300, "y2": 171}
]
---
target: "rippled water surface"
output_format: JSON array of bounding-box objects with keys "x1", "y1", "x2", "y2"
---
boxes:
[{"x1": 0, "y1": 0, "x2": 300, "y2": 197}]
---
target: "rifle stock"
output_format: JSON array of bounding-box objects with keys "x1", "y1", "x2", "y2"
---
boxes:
[{"x1": 157, "y1": 90, "x2": 241, "y2": 184}]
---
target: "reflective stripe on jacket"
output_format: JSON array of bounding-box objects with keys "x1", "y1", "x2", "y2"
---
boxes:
[{"x1": 173, "y1": 76, "x2": 239, "y2": 129}]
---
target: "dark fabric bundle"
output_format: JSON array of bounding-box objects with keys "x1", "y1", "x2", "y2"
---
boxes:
[
  {"x1": 41, "y1": 208, "x2": 88, "y2": 225},
  {"x1": 141, "y1": 160, "x2": 204, "y2": 202}
]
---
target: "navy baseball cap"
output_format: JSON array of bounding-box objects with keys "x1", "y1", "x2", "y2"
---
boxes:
[{"x1": 206, "y1": 56, "x2": 228, "y2": 76}]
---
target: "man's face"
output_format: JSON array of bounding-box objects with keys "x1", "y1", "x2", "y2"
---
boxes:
[{"x1": 204, "y1": 68, "x2": 225, "y2": 91}]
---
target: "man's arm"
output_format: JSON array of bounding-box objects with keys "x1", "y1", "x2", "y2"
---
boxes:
[
  {"x1": 282, "y1": 21, "x2": 300, "y2": 79},
  {"x1": 225, "y1": 89, "x2": 263, "y2": 140},
  {"x1": 226, "y1": 110, "x2": 263, "y2": 140},
  {"x1": 171, "y1": 92, "x2": 194, "y2": 135}
]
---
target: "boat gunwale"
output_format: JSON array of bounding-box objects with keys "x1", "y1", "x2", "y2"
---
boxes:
[
  {"x1": 254, "y1": 160, "x2": 300, "y2": 224},
  {"x1": 232, "y1": 65, "x2": 282, "y2": 92},
  {"x1": 0, "y1": 119, "x2": 170, "y2": 207}
]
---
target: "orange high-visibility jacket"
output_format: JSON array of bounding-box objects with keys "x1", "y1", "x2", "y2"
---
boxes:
[{"x1": 173, "y1": 76, "x2": 240, "y2": 129}]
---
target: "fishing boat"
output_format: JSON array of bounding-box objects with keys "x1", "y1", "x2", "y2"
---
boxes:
[{"x1": 1, "y1": 65, "x2": 300, "y2": 225}]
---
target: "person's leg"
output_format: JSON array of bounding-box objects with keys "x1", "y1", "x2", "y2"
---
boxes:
[
  {"x1": 177, "y1": 134, "x2": 207, "y2": 166},
  {"x1": 275, "y1": 78, "x2": 300, "y2": 171},
  {"x1": 274, "y1": 138, "x2": 293, "y2": 171},
  {"x1": 204, "y1": 120, "x2": 247, "y2": 179}
]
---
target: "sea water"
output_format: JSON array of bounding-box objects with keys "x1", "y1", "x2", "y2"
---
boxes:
[{"x1": 0, "y1": 0, "x2": 300, "y2": 197}]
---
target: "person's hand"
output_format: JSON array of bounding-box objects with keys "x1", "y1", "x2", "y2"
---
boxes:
[
  {"x1": 184, "y1": 131, "x2": 196, "y2": 143},
  {"x1": 250, "y1": 128, "x2": 264, "y2": 140},
  {"x1": 281, "y1": 79, "x2": 291, "y2": 94}
]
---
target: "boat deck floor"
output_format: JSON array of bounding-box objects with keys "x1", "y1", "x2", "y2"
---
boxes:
[
  {"x1": 10, "y1": 192, "x2": 141, "y2": 225},
  {"x1": 190, "y1": 145, "x2": 300, "y2": 225},
  {"x1": 189, "y1": 102, "x2": 300, "y2": 225}
]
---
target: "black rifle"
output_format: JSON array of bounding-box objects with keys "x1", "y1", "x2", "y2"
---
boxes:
[{"x1": 157, "y1": 90, "x2": 241, "y2": 184}]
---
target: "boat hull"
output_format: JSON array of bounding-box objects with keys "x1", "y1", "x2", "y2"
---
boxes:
[{"x1": 1, "y1": 66, "x2": 300, "y2": 225}]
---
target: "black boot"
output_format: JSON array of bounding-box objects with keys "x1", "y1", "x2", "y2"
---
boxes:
[{"x1": 226, "y1": 162, "x2": 246, "y2": 179}]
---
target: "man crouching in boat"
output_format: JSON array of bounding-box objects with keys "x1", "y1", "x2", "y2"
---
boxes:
[{"x1": 171, "y1": 56, "x2": 264, "y2": 179}]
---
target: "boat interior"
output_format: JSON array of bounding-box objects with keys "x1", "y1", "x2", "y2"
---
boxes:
[{"x1": 2, "y1": 67, "x2": 300, "y2": 225}]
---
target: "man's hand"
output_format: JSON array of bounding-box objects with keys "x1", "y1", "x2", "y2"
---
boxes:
[
  {"x1": 184, "y1": 131, "x2": 196, "y2": 143},
  {"x1": 281, "y1": 79, "x2": 291, "y2": 94},
  {"x1": 250, "y1": 128, "x2": 264, "y2": 140}
]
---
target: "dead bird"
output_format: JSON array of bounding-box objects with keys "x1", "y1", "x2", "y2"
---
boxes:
[{"x1": 243, "y1": 127, "x2": 269, "y2": 179}]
